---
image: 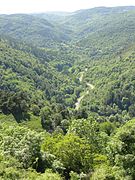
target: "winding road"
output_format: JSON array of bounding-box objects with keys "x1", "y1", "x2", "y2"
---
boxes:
[{"x1": 75, "y1": 69, "x2": 94, "y2": 110}]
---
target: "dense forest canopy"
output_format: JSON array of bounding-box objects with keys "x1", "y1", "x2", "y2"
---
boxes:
[{"x1": 1, "y1": 6, "x2": 135, "y2": 179}]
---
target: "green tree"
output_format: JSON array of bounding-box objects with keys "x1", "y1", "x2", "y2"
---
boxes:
[
  {"x1": 41, "y1": 106, "x2": 52, "y2": 131},
  {"x1": 107, "y1": 119, "x2": 135, "y2": 179},
  {"x1": 0, "y1": 124, "x2": 42, "y2": 169},
  {"x1": 68, "y1": 117, "x2": 100, "y2": 152},
  {"x1": 42, "y1": 133, "x2": 93, "y2": 176}
]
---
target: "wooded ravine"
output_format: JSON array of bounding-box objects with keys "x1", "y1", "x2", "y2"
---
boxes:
[{"x1": 1, "y1": 6, "x2": 135, "y2": 179}]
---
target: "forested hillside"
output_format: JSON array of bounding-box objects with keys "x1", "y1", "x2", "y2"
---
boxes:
[
  {"x1": 0, "y1": 14, "x2": 70, "y2": 47},
  {"x1": 1, "y1": 6, "x2": 135, "y2": 179}
]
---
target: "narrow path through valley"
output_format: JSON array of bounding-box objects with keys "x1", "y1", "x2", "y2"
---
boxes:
[
  {"x1": 75, "y1": 69, "x2": 94, "y2": 110},
  {"x1": 79, "y1": 72, "x2": 84, "y2": 82}
]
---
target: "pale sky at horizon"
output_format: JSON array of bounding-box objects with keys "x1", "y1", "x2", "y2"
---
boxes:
[{"x1": 0, "y1": 0, "x2": 135, "y2": 14}]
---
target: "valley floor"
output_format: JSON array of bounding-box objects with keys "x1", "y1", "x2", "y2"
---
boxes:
[{"x1": 75, "y1": 69, "x2": 95, "y2": 110}]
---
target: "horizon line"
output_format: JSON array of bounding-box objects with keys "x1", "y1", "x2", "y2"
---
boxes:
[{"x1": 0, "y1": 5, "x2": 135, "y2": 15}]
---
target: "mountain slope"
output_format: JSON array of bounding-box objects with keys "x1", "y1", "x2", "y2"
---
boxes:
[
  {"x1": 0, "y1": 14, "x2": 70, "y2": 47},
  {"x1": 1, "y1": 6, "x2": 135, "y2": 122},
  {"x1": 0, "y1": 38, "x2": 79, "y2": 124}
]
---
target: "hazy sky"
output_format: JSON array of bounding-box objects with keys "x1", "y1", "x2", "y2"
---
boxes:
[{"x1": 0, "y1": 0, "x2": 135, "y2": 14}]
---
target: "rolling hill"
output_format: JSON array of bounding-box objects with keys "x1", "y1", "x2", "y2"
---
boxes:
[{"x1": 0, "y1": 14, "x2": 70, "y2": 47}]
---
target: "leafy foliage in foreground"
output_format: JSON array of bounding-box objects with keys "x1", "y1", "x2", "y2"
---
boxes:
[{"x1": 0, "y1": 121, "x2": 63, "y2": 179}]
